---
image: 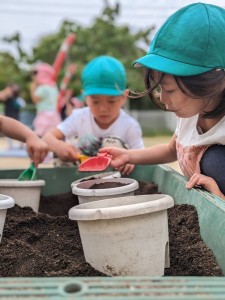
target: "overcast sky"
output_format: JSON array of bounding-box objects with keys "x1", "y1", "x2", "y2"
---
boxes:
[{"x1": 1, "y1": 0, "x2": 225, "y2": 57}]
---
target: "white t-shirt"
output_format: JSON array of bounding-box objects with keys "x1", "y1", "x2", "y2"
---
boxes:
[
  {"x1": 57, "y1": 107, "x2": 144, "y2": 150},
  {"x1": 176, "y1": 114, "x2": 225, "y2": 146}
]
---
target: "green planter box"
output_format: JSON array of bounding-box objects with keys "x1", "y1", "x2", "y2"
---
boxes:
[{"x1": 0, "y1": 164, "x2": 224, "y2": 298}]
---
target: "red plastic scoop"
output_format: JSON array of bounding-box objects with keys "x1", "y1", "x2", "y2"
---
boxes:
[{"x1": 78, "y1": 153, "x2": 112, "y2": 172}]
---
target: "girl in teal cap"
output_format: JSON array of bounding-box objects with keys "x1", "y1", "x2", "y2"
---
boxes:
[{"x1": 99, "y1": 3, "x2": 225, "y2": 200}]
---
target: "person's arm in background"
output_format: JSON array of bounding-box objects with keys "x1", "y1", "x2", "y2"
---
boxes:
[
  {"x1": 30, "y1": 81, "x2": 41, "y2": 104},
  {"x1": 0, "y1": 86, "x2": 12, "y2": 101},
  {"x1": 0, "y1": 115, "x2": 48, "y2": 166},
  {"x1": 43, "y1": 128, "x2": 80, "y2": 162}
]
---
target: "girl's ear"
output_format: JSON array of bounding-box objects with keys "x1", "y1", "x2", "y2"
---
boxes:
[{"x1": 124, "y1": 89, "x2": 129, "y2": 96}]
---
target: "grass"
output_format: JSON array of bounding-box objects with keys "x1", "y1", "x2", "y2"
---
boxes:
[{"x1": 142, "y1": 129, "x2": 173, "y2": 137}]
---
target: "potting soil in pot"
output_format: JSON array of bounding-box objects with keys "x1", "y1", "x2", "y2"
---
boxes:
[
  {"x1": 89, "y1": 182, "x2": 128, "y2": 189},
  {"x1": 0, "y1": 181, "x2": 222, "y2": 277}
]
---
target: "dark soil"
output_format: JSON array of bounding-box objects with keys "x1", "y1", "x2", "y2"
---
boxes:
[
  {"x1": 165, "y1": 204, "x2": 222, "y2": 276},
  {"x1": 0, "y1": 181, "x2": 222, "y2": 277},
  {"x1": 90, "y1": 182, "x2": 128, "y2": 189}
]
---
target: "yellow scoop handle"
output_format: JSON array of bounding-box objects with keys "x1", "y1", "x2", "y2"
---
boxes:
[{"x1": 76, "y1": 154, "x2": 90, "y2": 163}]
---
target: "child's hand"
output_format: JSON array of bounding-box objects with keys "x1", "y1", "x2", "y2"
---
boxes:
[
  {"x1": 186, "y1": 173, "x2": 225, "y2": 199},
  {"x1": 54, "y1": 141, "x2": 81, "y2": 162},
  {"x1": 117, "y1": 164, "x2": 135, "y2": 176},
  {"x1": 26, "y1": 136, "x2": 49, "y2": 166},
  {"x1": 99, "y1": 147, "x2": 129, "y2": 169}
]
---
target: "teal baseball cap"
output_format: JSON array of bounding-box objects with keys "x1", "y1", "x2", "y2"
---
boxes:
[
  {"x1": 134, "y1": 3, "x2": 225, "y2": 76},
  {"x1": 82, "y1": 56, "x2": 126, "y2": 96}
]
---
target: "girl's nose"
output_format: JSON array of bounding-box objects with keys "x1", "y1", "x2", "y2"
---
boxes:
[{"x1": 160, "y1": 92, "x2": 170, "y2": 110}]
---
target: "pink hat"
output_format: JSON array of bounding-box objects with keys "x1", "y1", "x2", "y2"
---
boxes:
[{"x1": 34, "y1": 63, "x2": 56, "y2": 86}]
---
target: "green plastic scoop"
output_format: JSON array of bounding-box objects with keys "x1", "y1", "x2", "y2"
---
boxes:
[{"x1": 18, "y1": 162, "x2": 37, "y2": 181}]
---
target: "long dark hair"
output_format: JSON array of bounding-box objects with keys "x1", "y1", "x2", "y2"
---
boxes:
[{"x1": 129, "y1": 69, "x2": 225, "y2": 118}]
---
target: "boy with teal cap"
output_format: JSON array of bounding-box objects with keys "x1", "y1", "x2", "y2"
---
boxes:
[
  {"x1": 99, "y1": 3, "x2": 225, "y2": 199},
  {"x1": 43, "y1": 55, "x2": 144, "y2": 174}
]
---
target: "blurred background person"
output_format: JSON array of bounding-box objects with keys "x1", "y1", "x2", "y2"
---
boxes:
[
  {"x1": 60, "y1": 90, "x2": 85, "y2": 120},
  {"x1": 0, "y1": 83, "x2": 26, "y2": 150},
  {"x1": 30, "y1": 63, "x2": 61, "y2": 138}
]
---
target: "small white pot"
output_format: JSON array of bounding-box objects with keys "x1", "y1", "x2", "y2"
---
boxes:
[
  {"x1": 72, "y1": 177, "x2": 139, "y2": 204},
  {"x1": 69, "y1": 194, "x2": 174, "y2": 276},
  {"x1": 0, "y1": 194, "x2": 15, "y2": 242},
  {"x1": 71, "y1": 171, "x2": 121, "y2": 188},
  {"x1": 0, "y1": 180, "x2": 45, "y2": 213}
]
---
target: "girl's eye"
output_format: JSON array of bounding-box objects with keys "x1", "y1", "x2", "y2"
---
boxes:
[
  {"x1": 166, "y1": 90, "x2": 175, "y2": 94},
  {"x1": 163, "y1": 89, "x2": 175, "y2": 94}
]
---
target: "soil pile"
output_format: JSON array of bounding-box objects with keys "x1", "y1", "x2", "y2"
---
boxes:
[{"x1": 0, "y1": 181, "x2": 222, "y2": 277}]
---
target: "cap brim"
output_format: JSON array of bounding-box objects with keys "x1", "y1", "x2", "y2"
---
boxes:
[
  {"x1": 133, "y1": 53, "x2": 213, "y2": 76},
  {"x1": 83, "y1": 87, "x2": 124, "y2": 97}
]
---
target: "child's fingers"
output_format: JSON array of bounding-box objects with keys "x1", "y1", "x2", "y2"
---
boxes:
[
  {"x1": 34, "y1": 150, "x2": 45, "y2": 166},
  {"x1": 117, "y1": 164, "x2": 134, "y2": 176},
  {"x1": 186, "y1": 173, "x2": 201, "y2": 189}
]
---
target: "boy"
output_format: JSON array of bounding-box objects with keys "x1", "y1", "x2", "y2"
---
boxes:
[{"x1": 43, "y1": 55, "x2": 144, "y2": 174}]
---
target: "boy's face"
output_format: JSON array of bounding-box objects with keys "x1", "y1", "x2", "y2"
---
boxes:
[{"x1": 86, "y1": 94, "x2": 127, "y2": 129}]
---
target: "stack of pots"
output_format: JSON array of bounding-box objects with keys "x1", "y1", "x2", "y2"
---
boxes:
[{"x1": 70, "y1": 171, "x2": 174, "y2": 276}]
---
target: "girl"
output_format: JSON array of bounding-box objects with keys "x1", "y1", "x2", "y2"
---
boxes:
[
  {"x1": 99, "y1": 3, "x2": 225, "y2": 199},
  {"x1": 30, "y1": 63, "x2": 61, "y2": 137}
]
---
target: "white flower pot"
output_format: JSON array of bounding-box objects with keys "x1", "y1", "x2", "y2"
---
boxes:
[
  {"x1": 0, "y1": 179, "x2": 45, "y2": 213},
  {"x1": 69, "y1": 194, "x2": 174, "y2": 276},
  {"x1": 72, "y1": 177, "x2": 139, "y2": 204},
  {"x1": 0, "y1": 194, "x2": 15, "y2": 242},
  {"x1": 71, "y1": 171, "x2": 121, "y2": 188}
]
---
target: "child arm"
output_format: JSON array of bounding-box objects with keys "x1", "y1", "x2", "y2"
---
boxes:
[
  {"x1": 30, "y1": 82, "x2": 41, "y2": 104},
  {"x1": 43, "y1": 128, "x2": 80, "y2": 162},
  {"x1": 99, "y1": 134, "x2": 177, "y2": 169},
  {"x1": 0, "y1": 116, "x2": 48, "y2": 166}
]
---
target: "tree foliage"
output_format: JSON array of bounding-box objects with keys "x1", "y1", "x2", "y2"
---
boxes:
[{"x1": 1, "y1": 2, "x2": 157, "y2": 109}]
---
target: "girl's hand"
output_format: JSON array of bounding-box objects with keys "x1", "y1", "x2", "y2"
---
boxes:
[
  {"x1": 117, "y1": 164, "x2": 135, "y2": 176},
  {"x1": 186, "y1": 173, "x2": 225, "y2": 199},
  {"x1": 99, "y1": 147, "x2": 130, "y2": 169},
  {"x1": 26, "y1": 136, "x2": 49, "y2": 166}
]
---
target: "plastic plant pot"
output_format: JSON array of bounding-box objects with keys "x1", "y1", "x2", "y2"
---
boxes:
[
  {"x1": 72, "y1": 177, "x2": 139, "y2": 204},
  {"x1": 69, "y1": 194, "x2": 174, "y2": 276},
  {"x1": 71, "y1": 171, "x2": 121, "y2": 188},
  {"x1": 0, "y1": 194, "x2": 15, "y2": 242},
  {"x1": 0, "y1": 179, "x2": 45, "y2": 213}
]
